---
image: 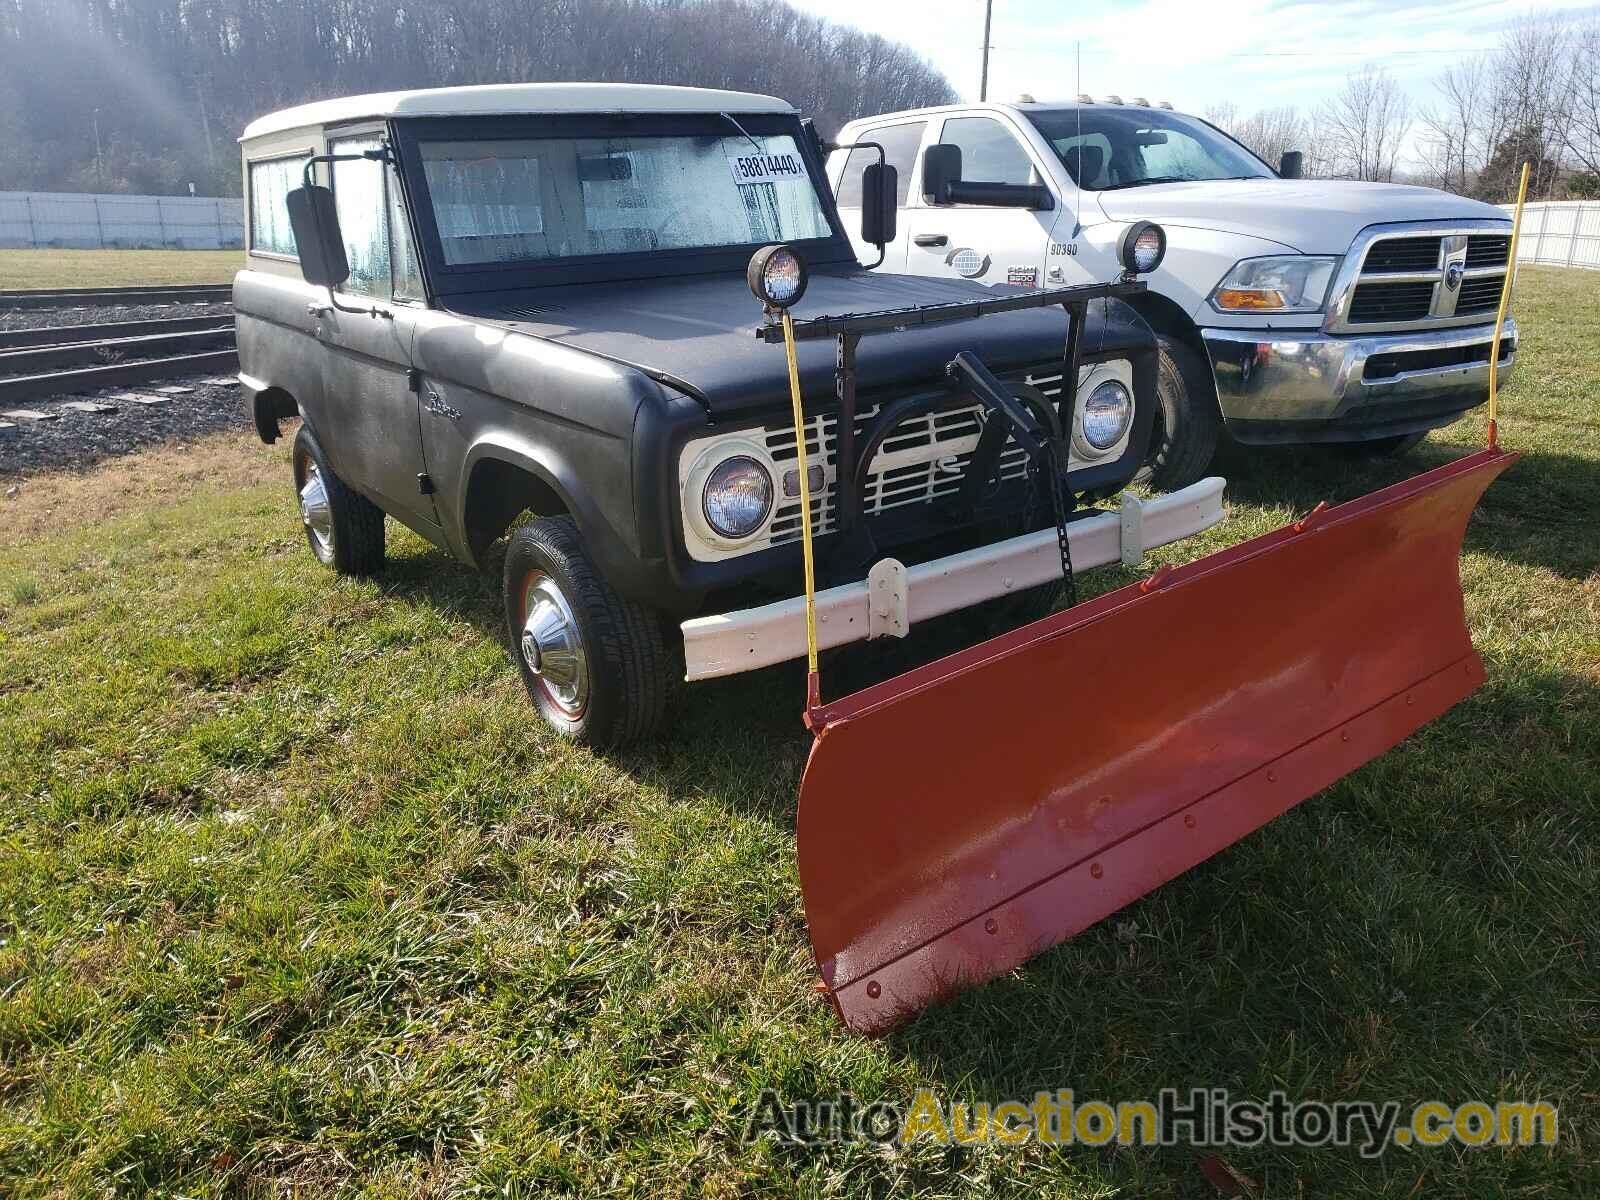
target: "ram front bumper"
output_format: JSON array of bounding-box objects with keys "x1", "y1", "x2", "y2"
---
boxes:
[
  {"x1": 1202, "y1": 319, "x2": 1516, "y2": 445},
  {"x1": 680, "y1": 478, "x2": 1227, "y2": 681}
]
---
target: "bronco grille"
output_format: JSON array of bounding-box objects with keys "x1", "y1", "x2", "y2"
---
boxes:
[
  {"x1": 1339, "y1": 226, "x2": 1511, "y2": 332},
  {"x1": 764, "y1": 368, "x2": 1065, "y2": 547}
]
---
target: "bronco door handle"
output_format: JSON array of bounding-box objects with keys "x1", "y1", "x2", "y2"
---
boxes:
[{"x1": 914, "y1": 234, "x2": 949, "y2": 248}]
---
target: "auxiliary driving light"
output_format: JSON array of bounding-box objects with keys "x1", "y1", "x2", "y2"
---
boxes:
[
  {"x1": 702, "y1": 455, "x2": 774, "y2": 539},
  {"x1": 748, "y1": 244, "x2": 808, "y2": 309},
  {"x1": 1119, "y1": 221, "x2": 1167, "y2": 275}
]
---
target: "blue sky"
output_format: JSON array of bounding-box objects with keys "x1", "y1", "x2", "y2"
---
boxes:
[{"x1": 793, "y1": 0, "x2": 1598, "y2": 160}]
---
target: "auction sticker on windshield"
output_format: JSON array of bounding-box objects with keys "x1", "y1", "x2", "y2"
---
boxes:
[{"x1": 727, "y1": 149, "x2": 807, "y2": 187}]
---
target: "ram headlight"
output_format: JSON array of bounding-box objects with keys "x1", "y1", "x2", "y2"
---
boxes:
[
  {"x1": 702, "y1": 455, "x2": 774, "y2": 539},
  {"x1": 1080, "y1": 379, "x2": 1133, "y2": 453},
  {"x1": 747, "y1": 244, "x2": 808, "y2": 310},
  {"x1": 1211, "y1": 255, "x2": 1339, "y2": 313}
]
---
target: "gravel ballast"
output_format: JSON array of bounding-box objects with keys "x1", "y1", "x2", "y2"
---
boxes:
[
  {"x1": 0, "y1": 301, "x2": 233, "y2": 332},
  {"x1": 0, "y1": 376, "x2": 251, "y2": 477}
]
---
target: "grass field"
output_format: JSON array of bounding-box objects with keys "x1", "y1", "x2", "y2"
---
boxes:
[
  {"x1": 0, "y1": 249, "x2": 243, "y2": 290},
  {"x1": 1, "y1": 267, "x2": 1595, "y2": 1197}
]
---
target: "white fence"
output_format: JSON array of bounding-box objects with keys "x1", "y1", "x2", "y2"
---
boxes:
[
  {"x1": 1500, "y1": 201, "x2": 1600, "y2": 270},
  {"x1": 0, "y1": 190, "x2": 243, "y2": 250}
]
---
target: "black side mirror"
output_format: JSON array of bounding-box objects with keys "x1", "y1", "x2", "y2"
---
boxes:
[
  {"x1": 923, "y1": 143, "x2": 961, "y2": 204},
  {"x1": 1279, "y1": 151, "x2": 1304, "y2": 180},
  {"x1": 923, "y1": 142, "x2": 1052, "y2": 210},
  {"x1": 860, "y1": 162, "x2": 898, "y2": 248},
  {"x1": 286, "y1": 185, "x2": 350, "y2": 290}
]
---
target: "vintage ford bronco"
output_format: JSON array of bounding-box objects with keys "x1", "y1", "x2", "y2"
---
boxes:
[
  {"x1": 832, "y1": 99, "x2": 1519, "y2": 488},
  {"x1": 235, "y1": 83, "x2": 1225, "y2": 744}
]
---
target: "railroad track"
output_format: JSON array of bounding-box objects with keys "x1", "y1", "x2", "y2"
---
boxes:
[
  {"x1": 0, "y1": 314, "x2": 231, "y2": 350},
  {"x1": 0, "y1": 350, "x2": 239, "y2": 404},
  {"x1": 0, "y1": 283, "x2": 233, "y2": 310}
]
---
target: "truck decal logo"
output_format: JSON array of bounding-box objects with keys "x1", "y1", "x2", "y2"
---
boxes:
[
  {"x1": 946, "y1": 248, "x2": 990, "y2": 278},
  {"x1": 1007, "y1": 266, "x2": 1039, "y2": 288}
]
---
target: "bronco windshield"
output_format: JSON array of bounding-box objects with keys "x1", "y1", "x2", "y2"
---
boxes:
[
  {"x1": 1024, "y1": 108, "x2": 1272, "y2": 191},
  {"x1": 417, "y1": 132, "x2": 834, "y2": 266}
]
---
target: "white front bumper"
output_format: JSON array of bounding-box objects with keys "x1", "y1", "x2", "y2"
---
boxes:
[{"x1": 680, "y1": 477, "x2": 1228, "y2": 681}]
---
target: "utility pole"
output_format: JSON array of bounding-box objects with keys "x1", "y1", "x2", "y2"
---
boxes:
[
  {"x1": 92, "y1": 108, "x2": 104, "y2": 189},
  {"x1": 979, "y1": 0, "x2": 993, "y2": 101}
]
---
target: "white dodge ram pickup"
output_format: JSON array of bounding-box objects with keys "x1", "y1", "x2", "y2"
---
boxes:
[{"x1": 830, "y1": 100, "x2": 1518, "y2": 488}]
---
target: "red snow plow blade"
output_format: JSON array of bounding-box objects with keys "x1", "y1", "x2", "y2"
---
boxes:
[{"x1": 798, "y1": 448, "x2": 1516, "y2": 1035}]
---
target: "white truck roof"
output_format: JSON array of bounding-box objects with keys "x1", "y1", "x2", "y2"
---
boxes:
[{"x1": 240, "y1": 82, "x2": 793, "y2": 142}]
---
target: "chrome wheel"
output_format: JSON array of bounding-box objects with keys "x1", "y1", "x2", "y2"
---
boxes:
[
  {"x1": 299, "y1": 460, "x2": 334, "y2": 563},
  {"x1": 520, "y1": 571, "x2": 589, "y2": 718}
]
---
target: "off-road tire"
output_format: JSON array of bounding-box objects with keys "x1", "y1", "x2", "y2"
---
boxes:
[
  {"x1": 1140, "y1": 335, "x2": 1221, "y2": 492},
  {"x1": 503, "y1": 516, "x2": 676, "y2": 747},
  {"x1": 292, "y1": 425, "x2": 385, "y2": 576}
]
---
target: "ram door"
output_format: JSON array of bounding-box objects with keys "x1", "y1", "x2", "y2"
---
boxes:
[{"x1": 903, "y1": 114, "x2": 1063, "y2": 290}]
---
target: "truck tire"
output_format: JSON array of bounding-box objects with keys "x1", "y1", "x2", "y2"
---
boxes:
[
  {"x1": 1141, "y1": 335, "x2": 1221, "y2": 491},
  {"x1": 292, "y1": 425, "x2": 385, "y2": 576},
  {"x1": 503, "y1": 516, "x2": 676, "y2": 747}
]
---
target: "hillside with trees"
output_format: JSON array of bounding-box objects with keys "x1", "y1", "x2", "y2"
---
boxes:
[{"x1": 0, "y1": 0, "x2": 955, "y2": 196}]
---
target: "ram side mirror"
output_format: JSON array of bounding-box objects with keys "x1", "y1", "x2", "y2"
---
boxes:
[
  {"x1": 922, "y1": 142, "x2": 1053, "y2": 210},
  {"x1": 286, "y1": 185, "x2": 350, "y2": 290},
  {"x1": 923, "y1": 143, "x2": 961, "y2": 205},
  {"x1": 1279, "y1": 150, "x2": 1304, "y2": 180},
  {"x1": 860, "y1": 162, "x2": 898, "y2": 248}
]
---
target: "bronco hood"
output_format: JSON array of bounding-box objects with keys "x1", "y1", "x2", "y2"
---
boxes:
[
  {"x1": 448, "y1": 269, "x2": 1145, "y2": 417},
  {"x1": 1093, "y1": 179, "x2": 1509, "y2": 255}
]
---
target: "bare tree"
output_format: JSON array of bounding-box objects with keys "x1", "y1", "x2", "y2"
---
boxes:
[
  {"x1": 1418, "y1": 56, "x2": 1496, "y2": 194},
  {"x1": 1315, "y1": 65, "x2": 1412, "y2": 181},
  {"x1": 1490, "y1": 12, "x2": 1573, "y2": 197},
  {"x1": 1563, "y1": 17, "x2": 1600, "y2": 178},
  {"x1": 1203, "y1": 103, "x2": 1305, "y2": 170}
]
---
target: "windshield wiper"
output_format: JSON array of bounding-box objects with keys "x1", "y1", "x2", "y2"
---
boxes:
[{"x1": 1099, "y1": 175, "x2": 1191, "y2": 190}]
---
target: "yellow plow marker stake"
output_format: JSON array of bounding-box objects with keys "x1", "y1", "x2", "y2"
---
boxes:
[
  {"x1": 1489, "y1": 161, "x2": 1530, "y2": 448},
  {"x1": 780, "y1": 309, "x2": 822, "y2": 711}
]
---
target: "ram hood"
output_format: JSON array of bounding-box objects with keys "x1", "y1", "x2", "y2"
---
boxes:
[
  {"x1": 1094, "y1": 179, "x2": 1510, "y2": 255},
  {"x1": 449, "y1": 269, "x2": 1150, "y2": 416}
]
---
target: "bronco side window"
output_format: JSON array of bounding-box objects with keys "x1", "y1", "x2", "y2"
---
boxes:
[
  {"x1": 387, "y1": 164, "x2": 425, "y2": 301},
  {"x1": 247, "y1": 154, "x2": 305, "y2": 258},
  {"x1": 330, "y1": 134, "x2": 393, "y2": 300}
]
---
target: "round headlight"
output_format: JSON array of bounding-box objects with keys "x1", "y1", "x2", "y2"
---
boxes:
[
  {"x1": 1119, "y1": 221, "x2": 1166, "y2": 275},
  {"x1": 702, "y1": 455, "x2": 774, "y2": 539},
  {"x1": 1081, "y1": 379, "x2": 1133, "y2": 451},
  {"x1": 747, "y1": 244, "x2": 808, "y2": 309}
]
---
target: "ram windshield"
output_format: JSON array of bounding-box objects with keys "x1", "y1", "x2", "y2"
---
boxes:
[
  {"x1": 417, "y1": 132, "x2": 834, "y2": 265},
  {"x1": 1025, "y1": 108, "x2": 1272, "y2": 191}
]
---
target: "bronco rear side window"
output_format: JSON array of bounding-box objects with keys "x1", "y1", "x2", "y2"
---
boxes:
[{"x1": 248, "y1": 155, "x2": 305, "y2": 257}]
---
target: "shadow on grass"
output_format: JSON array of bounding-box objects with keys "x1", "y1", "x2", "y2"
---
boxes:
[{"x1": 1213, "y1": 437, "x2": 1600, "y2": 580}]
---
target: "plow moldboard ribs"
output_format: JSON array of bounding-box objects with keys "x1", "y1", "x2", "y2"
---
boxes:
[{"x1": 796, "y1": 449, "x2": 1516, "y2": 1035}]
